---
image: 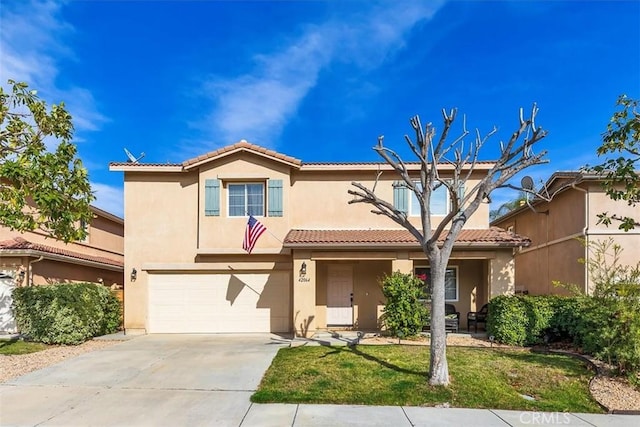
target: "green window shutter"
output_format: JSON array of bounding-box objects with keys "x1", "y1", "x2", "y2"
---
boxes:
[
  {"x1": 393, "y1": 181, "x2": 408, "y2": 214},
  {"x1": 267, "y1": 179, "x2": 283, "y2": 217},
  {"x1": 204, "y1": 179, "x2": 220, "y2": 216}
]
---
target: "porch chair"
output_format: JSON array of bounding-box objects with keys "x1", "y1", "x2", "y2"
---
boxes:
[
  {"x1": 467, "y1": 303, "x2": 489, "y2": 333},
  {"x1": 422, "y1": 303, "x2": 460, "y2": 333},
  {"x1": 445, "y1": 303, "x2": 460, "y2": 333}
]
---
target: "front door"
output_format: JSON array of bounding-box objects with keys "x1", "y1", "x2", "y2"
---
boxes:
[{"x1": 326, "y1": 265, "x2": 353, "y2": 326}]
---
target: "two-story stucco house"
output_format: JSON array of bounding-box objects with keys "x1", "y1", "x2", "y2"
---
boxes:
[
  {"x1": 110, "y1": 141, "x2": 529, "y2": 336},
  {"x1": 492, "y1": 171, "x2": 640, "y2": 296},
  {"x1": 0, "y1": 205, "x2": 124, "y2": 333}
]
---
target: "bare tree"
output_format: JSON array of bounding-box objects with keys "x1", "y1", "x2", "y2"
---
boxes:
[{"x1": 348, "y1": 106, "x2": 548, "y2": 385}]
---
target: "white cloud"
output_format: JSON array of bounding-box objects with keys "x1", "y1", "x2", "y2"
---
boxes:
[
  {"x1": 0, "y1": 0, "x2": 107, "y2": 134},
  {"x1": 91, "y1": 182, "x2": 124, "y2": 219},
  {"x1": 196, "y1": 1, "x2": 446, "y2": 148}
]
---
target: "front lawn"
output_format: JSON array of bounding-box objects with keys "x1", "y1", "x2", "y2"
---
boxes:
[
  {"x1": 252, "y1": 345, "x2": 604, "y2": 413},
  {"x1": 0, "y1": 339, "x2": 49, "y2": 355}
]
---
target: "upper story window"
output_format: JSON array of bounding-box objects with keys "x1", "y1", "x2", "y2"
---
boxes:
[
  {"x1": 204, "y1": 178, "x2": 282, "y2": 218},
  {"x1": 409, "y1": 183, "x2": 449, "y2": 216},
  {"x1": 228, "y1": 183, "x2": 264, "y2": 217}
]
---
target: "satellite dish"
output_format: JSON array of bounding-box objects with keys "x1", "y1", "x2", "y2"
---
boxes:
[
  {"x1": 521, "y1": 176, "x2": 534, "y2": 190},
  {"x1": 124, "y1": 148, "x2": 145, "y2": 163}
]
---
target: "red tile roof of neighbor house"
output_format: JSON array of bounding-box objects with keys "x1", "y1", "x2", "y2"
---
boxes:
[
  {"x1": 0, "y1": 237, "x2": 124, "y2": 268},
  {"x1": 283, "y1": 227, "x2": 530, "y2": 248}
]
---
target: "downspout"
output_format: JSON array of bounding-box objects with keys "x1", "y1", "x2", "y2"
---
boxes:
[
  {"x1": 27, "y1": 256, "x2": 44, "y2": 286},
  {"x1": 571, "y1": 184, "x2": 589, "y2": 295}
]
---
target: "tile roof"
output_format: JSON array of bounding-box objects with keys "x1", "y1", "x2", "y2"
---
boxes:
[
  {"x1": 0, "y1": 237, "x2": 124, "y2": 268},
  {"x1": 182, "y1": 141, "x2": 302, "y2": 167},
  {"x1": 283, "y1": 227, "x2": 530, "y2": 248},
  {"x1": 109, "y1": 162, "x2": 182, "y2": 167}
]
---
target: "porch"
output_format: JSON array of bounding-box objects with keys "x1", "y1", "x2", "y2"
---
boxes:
[{"x1": 290, "y1": 253, "x2": 512, "y2": 337}]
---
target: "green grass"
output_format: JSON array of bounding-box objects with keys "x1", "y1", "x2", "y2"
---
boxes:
[
  {"x1": 0, "y1": 339, "x2": 49, "y2": 355},
  {"x1": 252, "y1": 345, "x2": 604, "y2": 413}
]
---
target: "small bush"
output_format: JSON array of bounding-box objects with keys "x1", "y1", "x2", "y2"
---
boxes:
[
  {"x1": 380, "y1": 271, "x2": 428, "y2": 338},
  {"x1": 12, "y1": 283, "x2": 122, "y2": 345},
  {"x1": 486, "y1": 295, "x2": 528, "y2": 346}
]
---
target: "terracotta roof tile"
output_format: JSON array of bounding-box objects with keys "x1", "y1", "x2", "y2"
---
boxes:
[
  {"x1": 0, "y1": 237, "x2": 124, "y2": 268},
  {"x1": 182, "y1": 141, "x2": 302, "y2": 167},
  {"x1": 283, "y1": 227, "x2": 529, "y2": 248}
]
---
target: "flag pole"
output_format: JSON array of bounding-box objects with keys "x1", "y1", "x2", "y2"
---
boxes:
[{"x1": 246, "y1": 213, "x2": 284, "y2": 244}]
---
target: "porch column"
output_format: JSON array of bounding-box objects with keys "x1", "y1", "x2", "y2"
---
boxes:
[
  {"x1": 293, "y1": 253, "x2": 316, "y2": 337},
  {"x1": 391, "y1": 252, "x2": 413, "y2": 274},
  {"x1": 489, "y1": 250, "x2": 515, "y2": 297}
]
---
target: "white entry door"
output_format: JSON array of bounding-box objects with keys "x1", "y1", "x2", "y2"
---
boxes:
[{"x1": 326, "y1": 265, "x2": 353, "y2": 326}]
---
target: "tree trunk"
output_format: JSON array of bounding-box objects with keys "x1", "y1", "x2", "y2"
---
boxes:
[{"x1": 428, "y1": 258, "x2": 449, "y2": 386}]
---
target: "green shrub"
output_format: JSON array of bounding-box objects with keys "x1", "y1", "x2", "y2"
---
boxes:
[
  {"x1": 486, "y1": 295, "x2": 528, "y2": 346},
  {"x1": 380, "y1": 271, "x2": 428, "y2": 338},
  {"x1": 12, "y1": 283, "x2": 122, "y2": 345},
  {"x1": 488, "y1": 292, "x2": 640, "y2": 375}
]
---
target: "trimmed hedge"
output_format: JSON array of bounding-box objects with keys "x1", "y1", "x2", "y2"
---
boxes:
[
  {"x1": 487, "y1": 295, "x2": 640, "y2": 374},
  {"x1": 12, "y1": 283, "x2": 122, "y2": 345}
]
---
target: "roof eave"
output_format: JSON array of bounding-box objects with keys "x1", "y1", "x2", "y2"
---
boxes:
[
  {"x1": 183, "y1": 148, "x2": 302, "y2": 171},
  {"x1": 283, "y1": 241, "x2": 528, "y2": 249},
  {"x1": 0, "y1": 249, "x2": 124, "y2": 271},
  {"x1": 109, "y1": 164, "x2": 184, "y2": 172}
]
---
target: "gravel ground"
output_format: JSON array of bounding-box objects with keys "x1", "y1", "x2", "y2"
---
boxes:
[
  {"x1": 360, "y1": 334, "x2": 640, "y2": 412},
  {"x1": 0, "y1": 340, "x2": 118, "y2": 383}
]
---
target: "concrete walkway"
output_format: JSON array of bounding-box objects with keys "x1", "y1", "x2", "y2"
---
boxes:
[{"x1": 242, "y1": 404, "x2": 639, "y2": 426}]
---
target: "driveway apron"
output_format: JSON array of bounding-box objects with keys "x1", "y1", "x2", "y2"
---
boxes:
[{"x1": 0, "y1": 334, "x2": 288, "y2": 426}]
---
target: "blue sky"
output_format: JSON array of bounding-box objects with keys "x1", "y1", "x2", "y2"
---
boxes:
[{"x1": 1, "y1": 0, "x2": 639, "y2": 218}]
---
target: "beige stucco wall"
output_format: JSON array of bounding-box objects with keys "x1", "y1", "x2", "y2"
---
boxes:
[
  {"x1": 31, "y1": 260, "x2": 122, "y2": 287},
  {"x1": 198, "y1": 153, "x2": 292, "y2": 250},
  {"x1": 290, "y1": 170, "x2": 491, "y2": 230},
  {"x1": 123, "y1": 172, "x2": 199, "y2": 331},
  {"x1": 495, "y1": 182, "x2": 640, "y2": 296}
]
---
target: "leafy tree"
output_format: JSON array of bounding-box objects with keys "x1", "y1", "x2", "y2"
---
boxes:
[
  {"x1": 591, "y1": 95, "x2": 640, "y2": 231},
  {"x1": 349, "y1": 106, "x2": 548, "y2": 385},
  {"x1": 0, "y1": 80, "x2": 94, "y2": 242},
  {"x1": 489, "y1": 191, "x2": 528, "y2": 221}
]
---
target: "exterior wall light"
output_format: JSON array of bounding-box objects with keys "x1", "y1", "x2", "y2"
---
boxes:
[
  {"x1": 131, "y1": 268, "x2": 137, "y2": 282},
  {"x1": 300, "y1": 261, "x2": 307, "y2": 277}
]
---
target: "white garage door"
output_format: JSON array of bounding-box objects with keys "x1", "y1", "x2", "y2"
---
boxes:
[{"x1": 147, "y1": 272, "x2": 291, "y2": 333}]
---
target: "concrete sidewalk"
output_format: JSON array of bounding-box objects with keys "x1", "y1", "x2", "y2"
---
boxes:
[{"x1": 241, "y1": 404, "x2": 639, "y2": 427}]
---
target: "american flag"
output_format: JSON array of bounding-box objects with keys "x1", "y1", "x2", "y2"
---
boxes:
[{"x1": 242, "y1": 215, "x2": 267, "y2": 254}]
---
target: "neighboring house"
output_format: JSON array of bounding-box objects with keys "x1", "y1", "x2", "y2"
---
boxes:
[
  {"x1": 0, "y1": 206, "x2": 124, "y2": 333},
  {"x1": 109, "y1": 141, "x2": 529, "y2": 336},
  {"x1": 491, "y1": 171, "x2": 640, "y2": 296}
]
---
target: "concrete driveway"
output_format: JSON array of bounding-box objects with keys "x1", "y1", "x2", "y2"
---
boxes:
[{"x1": 0, "y1": 334, "x2": 289, "y2": 426}]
